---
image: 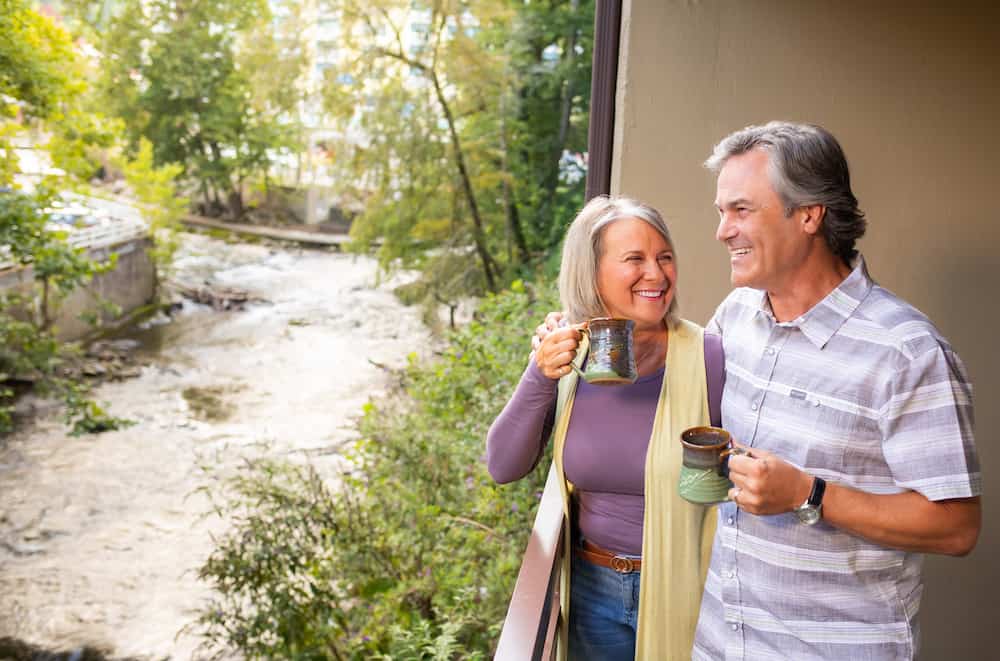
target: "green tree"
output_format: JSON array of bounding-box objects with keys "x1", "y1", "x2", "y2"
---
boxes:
[
  {"x1": 506, "y1": 0, "x2": 593, "y2": 252},
  {"x1": 0, "y1": 0, "x2": 82, "y2": 182},
  {"x1": 0, "y1": 0, "x2": 124, "y2": 183},
  {"x1": 120, "y1": 137, "x2": 187, "y2": 291},
  {"x1": 95, "y1": 0, "x2": 306, "y2": 217},
  {"x1": 0, "y1": 0, "x2": 131, "y2": 435},
  {"x1": 0, "y1": 0, "x2": 81, "y2": 118},
  {"x1": 322, "y1": 0, "x2": 592, "y2": 305},
  {"x1": 326, "y1": 0, "x2": 510, "y2": 293}
]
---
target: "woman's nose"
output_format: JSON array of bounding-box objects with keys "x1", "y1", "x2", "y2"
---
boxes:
[{"x1": 643, "y1": 258, "x2": 663, "y2": 278}]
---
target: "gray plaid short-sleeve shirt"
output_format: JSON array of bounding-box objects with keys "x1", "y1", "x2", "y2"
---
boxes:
[{"x1": 693, "y1": 257, "x2": 979, "y2": 661}]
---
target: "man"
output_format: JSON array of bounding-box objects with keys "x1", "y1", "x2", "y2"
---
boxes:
[{"x1": 693, "y1": 121, "x2": 980, "y2": 660}]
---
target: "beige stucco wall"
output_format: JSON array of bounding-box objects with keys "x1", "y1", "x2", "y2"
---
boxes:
[{"x1": 612, "y1": 1, "x2": 998, "y2": 658}]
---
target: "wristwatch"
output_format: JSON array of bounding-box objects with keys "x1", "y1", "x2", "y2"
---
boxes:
[{"x1": 793, "y1": 477, "x2": 826, "y2": 525}]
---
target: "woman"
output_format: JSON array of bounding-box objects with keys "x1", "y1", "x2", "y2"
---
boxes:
[{"x1": 486, "y1": 196, "x2": 723, "y2": 660}]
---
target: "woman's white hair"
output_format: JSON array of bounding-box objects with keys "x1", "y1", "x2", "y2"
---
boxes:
[{"x1": 557, "y1": 195, "x2": 678, "y2": 324}]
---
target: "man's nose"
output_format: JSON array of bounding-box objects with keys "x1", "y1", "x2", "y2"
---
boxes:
[{"x1": 716, "y1": 212, "x2": 736, "y2": 242}]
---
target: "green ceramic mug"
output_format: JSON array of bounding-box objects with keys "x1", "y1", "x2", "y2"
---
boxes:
[
  {"x1": 571, "y1": 317, "x2": 638, "y2": 385},
  {"x1": 678, "y1": 426, "x2": 748, "y2": 504}
]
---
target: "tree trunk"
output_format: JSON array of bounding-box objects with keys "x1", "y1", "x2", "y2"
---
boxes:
[
  {"x1": 499, "y1": 84, "x2": 528, "y2": 265},
  {"x1": 428, "y1": 69, "x2": 499, "y2": 292},
  {"x1": 198, "y1": 179, "x2": 209, "y2": 215},
  {"x1": 227, "y1": 189, "x2": 244, "y2": 219},
  {"x1": 39, "y1": 278, "x2": 51, "y2": 332}
]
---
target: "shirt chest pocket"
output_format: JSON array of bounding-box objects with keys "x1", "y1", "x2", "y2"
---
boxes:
[{"x1": 761, "y1": 387, "x2": 863, "y2": 469}]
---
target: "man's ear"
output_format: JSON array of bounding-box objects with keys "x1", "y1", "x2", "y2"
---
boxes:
[{"x1": 800, "y1": 205, "x2": 826, "y2": 235}]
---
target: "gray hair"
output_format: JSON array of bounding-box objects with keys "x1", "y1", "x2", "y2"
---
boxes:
[
  {"x1": 558, "y1": 195, "x2": 678, "y2": 325},
  {"x1": 704, "y1": 121, "x2": 866, "y2": 263}
]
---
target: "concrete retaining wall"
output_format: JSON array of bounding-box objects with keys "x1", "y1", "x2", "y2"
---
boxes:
[{"x1": 0, "y1": 236, "x2": 156, "y2": 341}]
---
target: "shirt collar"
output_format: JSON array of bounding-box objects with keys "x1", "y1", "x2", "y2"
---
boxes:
[{"x1": 753, "y1": 255, "x2": 874, "y2": 349}]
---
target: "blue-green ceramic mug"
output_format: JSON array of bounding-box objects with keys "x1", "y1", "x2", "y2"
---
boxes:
[{"x1": 678, "y1": 426, "x2": 748, "y2": 504}]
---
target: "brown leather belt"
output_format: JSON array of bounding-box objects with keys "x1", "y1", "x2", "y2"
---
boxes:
[{"x1": 574, "y1": 539, "x2": 642, "y2": 574}]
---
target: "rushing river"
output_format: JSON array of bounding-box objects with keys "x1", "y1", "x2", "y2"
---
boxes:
[{"x1": 0, "y1": 233, "x2": 430, "y2": 659}]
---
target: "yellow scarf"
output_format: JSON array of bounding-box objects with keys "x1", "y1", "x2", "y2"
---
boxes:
[{"x1": 552, "y1": 319, "x2": 717, "y2": 660}]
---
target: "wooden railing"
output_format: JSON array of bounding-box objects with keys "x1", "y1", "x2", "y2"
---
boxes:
[{"x1": 494, "y1": 464, "x2": 566, "y2": 660}]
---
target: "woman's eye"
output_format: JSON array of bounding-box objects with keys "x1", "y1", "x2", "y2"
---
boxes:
[
  {"x1": 658, "y1": 254, "x2": 674, "y2": 262},
  {"x1": 626, "y1": 255, "x2": 642, "y2": 262}
]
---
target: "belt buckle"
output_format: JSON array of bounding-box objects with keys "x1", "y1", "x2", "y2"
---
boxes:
[{"x1": 610, "y1": 555, "x2": 636, "y2": 573}]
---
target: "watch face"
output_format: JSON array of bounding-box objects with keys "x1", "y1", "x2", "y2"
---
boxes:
[{"x1": 797, "y1": 506, "x2": 821, "y2": 525}]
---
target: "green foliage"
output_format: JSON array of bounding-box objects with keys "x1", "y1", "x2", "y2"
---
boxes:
[
  {"x1": 94, "y1": 0, "x2": 306, "y2": 216},
  {"x1": 0, "y1": 0, "x2": 125, "y2": 185},
  {"x1": 60, "y1": 378, "x2": 135, "y2": 437},
  {"x1": 507, "y1": 0, "x2": 594, "y2": 249},
  {"x1": 0, "y1": 0, "x2": 84, "y2": 184},
  {"x1": 198, "y1": 280, "x2": 560, "y2": 658},
  {"x1": 324, "y1": 0, "x2": 591, "y2": 299},
  {"x1": 0, "y1": 0, "x2": 82, "y2": 120},
  {"x1": 46, "y1": 108, "x2": 124, "y2": 182},
  {"x1": 120, "y1": 138, "x2": 187, "y2": 285}
]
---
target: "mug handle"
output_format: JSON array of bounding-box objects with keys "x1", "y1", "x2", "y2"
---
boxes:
[
  {"x1": 719, "y1": 446, "x2": 752, "y2": 478},
  {"x1": 568, "y1": 324, "x2": 591, "y2": 379}
]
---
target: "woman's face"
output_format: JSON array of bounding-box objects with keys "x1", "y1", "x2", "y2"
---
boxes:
[{"x1": 596, "y1": 217, "x2": 676, "y2": 333}]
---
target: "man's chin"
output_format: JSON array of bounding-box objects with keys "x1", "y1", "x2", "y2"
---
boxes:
[{"x1": 730, "y1": 268, "x2": 759, "y2": 289}]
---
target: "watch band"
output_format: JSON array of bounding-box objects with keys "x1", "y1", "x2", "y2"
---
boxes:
[{"x1": 808, "y1": 476, "x2": 827, "y2": 508}]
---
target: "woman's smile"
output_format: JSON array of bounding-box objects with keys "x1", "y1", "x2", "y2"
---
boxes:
[{"x1": 634, "y1": 288, "x2": 667, "y2": 300}]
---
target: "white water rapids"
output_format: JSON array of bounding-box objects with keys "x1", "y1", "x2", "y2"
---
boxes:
[{"x1": 0, "y1": 233, "x2": 430, "y2": 659}]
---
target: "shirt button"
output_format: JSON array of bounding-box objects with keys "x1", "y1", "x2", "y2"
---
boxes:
[
  {"x1": 727, "y1": 516, "x2": 735, "y2": 525},
  {"x1": 730, "y1": 623, "x2": 740, "y2": 631},
  {"x1": 726, "y1": 570, "x2": 736, "y2": 578},
  {"x1": 765, "y1": 346, "x2": 775, "y2": 355},
  {"x1": 751, "y1": 401, "x2": 759, "y2": 411}
]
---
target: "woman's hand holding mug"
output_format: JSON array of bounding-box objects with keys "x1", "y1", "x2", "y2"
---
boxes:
[{"x1": 534, "y1": 319, "x2": 586, "y2": 380}]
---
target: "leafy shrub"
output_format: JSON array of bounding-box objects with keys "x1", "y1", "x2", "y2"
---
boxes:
[{"x1": 197, "y1": 280, "x2": 560, "y2": 659}]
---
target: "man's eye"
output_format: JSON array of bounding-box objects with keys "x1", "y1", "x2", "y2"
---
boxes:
[
  {"x1": 626, "y1": 255, "x2": 642, "y2": 262},
  {"x1": 658, "y1": 254, "x2": 674, "y2": 262}
]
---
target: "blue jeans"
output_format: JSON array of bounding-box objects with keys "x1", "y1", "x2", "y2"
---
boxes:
[{"x1": 568, "y1": 551, "x2": 640, "y2": 660}]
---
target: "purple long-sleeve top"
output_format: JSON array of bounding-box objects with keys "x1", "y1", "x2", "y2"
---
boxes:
[{"x1": 486, "y1": 360, "x2": 665, "y2": 556}]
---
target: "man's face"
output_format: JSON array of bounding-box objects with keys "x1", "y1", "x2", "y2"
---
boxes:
[{"x1": 714, "y1": 149, "x2": 810, "y2": 291}]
